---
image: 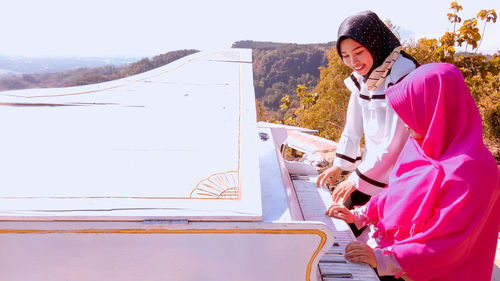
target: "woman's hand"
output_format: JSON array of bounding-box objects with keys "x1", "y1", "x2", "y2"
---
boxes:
[
  {"x1": 331, "y1": 179, "x2": 355, "y2": 204},
  {"x1": 345, "y1": 241, "x2": 377, "y2": 268},
  {"x1": 325, "y1": 203, "x2": 354, "y2": 223},
  {"x1": 316, "y1": 166, "x2": 342, "y2": 188}
]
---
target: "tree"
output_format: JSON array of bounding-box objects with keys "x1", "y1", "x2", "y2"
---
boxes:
[
  {"x1": 285, "y1": 1, "x2": 499, "y2": 141},
  {"x1": 293, "y1": 50, "x2": 352, "y2": 140},
  {"x1": 402, "y1": 3, "x2": 500, "y2": 138},
  {"x1": 250, "y1": 42, "x2": 332, "y2": 110},
  {"x1": 476, "y1": 9, "x2": 497, "y2": 53},
  {"x1": 448, "y1": 1, "x2": 463, "y2": 32},
  {"x1": 404, "y1": 3, "x2": 499, "y2": 138}
]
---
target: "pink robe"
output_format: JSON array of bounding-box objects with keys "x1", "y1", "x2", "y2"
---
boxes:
[{"x1": 365, "y1": 63, "x2": 500, "y2": 280}]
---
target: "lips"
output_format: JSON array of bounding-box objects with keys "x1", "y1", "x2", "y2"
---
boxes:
[
  {"x1": 354, "y1": 64, "x2": 365, "y2": 71},
  {"x1": 354, "y1": 64, "x2": 367, "y2": 74}
]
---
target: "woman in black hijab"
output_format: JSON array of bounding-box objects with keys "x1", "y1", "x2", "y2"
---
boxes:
[
  {"x1": 317, "y1": 11, "x2": 419, "y2": 238},
  {"x1": 336, "y1": 11, "x2": 403, "y2": 79}
]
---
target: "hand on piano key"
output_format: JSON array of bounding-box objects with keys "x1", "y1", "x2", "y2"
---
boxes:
[
  {"x1": 331, "y1": 179, "x2": 355, "y2": 204},
  {"x1": 345, "y1": 241, "x2": 378, "y2": 268},
  {"x1": 325, "y1": 203, "x2": 354, "y2": 224},
  {"x1": 316, "y1": 166, "x2": 342, "y2": 188}
]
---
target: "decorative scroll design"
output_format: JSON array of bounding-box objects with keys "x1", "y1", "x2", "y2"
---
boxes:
[{"x1": 189, "y1": 171, "x2": 239, "y2": 199}]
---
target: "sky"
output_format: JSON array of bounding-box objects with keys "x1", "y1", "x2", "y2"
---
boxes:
[{"x1": 1, "y1": 0, "x2": 499, "y2": 58}]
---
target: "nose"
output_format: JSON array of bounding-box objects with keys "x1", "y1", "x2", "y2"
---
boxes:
[{"x1": 349, "y1": 55, "x2": 358, "y2": 66}]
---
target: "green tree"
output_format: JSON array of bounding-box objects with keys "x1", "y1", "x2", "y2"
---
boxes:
[{"x1": 249, "y1": 41, "x2": 333, "y2": 109}]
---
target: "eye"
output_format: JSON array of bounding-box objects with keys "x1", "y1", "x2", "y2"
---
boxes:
[{"x1": 355, "y1": 50, "x2": 364, "y2": 56}]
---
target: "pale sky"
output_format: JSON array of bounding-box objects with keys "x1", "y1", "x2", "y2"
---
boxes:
[{"x1": 1, "y1": 0, "x2": 499, "y2": 57}]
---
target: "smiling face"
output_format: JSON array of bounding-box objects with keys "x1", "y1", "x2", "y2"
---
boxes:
[{"x1": 339, "y1": 38, "x2": 374, "y2": 76}]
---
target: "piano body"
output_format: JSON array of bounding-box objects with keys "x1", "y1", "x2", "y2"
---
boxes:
[{"x1": 0, "y1": 49, "x2": 379, "y2": 281}]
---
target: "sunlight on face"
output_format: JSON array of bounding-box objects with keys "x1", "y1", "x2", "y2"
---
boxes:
[{"x1": 339, "y1": 38, "x2": 374, "y2": 76}]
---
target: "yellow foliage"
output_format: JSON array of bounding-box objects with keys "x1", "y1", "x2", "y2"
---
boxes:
[
  {"x1": 293, "y1": 49, "x2": 352, "y2": 140},
  {"x1": 477, "y1": 9, "x2": 497, "y2": 23},
  {"x1": 280, "y1": 94, "x2": 291, "y2": 111},
  {"x1": 290, "y1": 2, "x2": 499, "y2": 141},
  {"x1": 450, "y1": 2, "x2": 463, "y2": 13}
]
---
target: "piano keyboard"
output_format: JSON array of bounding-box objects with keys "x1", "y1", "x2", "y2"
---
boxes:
[{"x1": 292, "y1": 179, "x2": 380, "y2": 281}]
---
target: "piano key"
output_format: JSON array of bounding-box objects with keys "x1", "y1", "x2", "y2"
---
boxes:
[
  {"x1": 322, "y1": 273, "x2": 353, "y2": 278},
  {"x1": 292, "y1": 179, "x2": 380, "y2": 281}
]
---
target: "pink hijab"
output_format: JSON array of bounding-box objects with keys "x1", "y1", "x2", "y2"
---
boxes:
[{"x1": 364, "y1": 63, "x2": 500, "y2": 280}]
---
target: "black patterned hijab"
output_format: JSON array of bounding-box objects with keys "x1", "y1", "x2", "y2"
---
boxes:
[{"x1": 336, "y1": 11, "x2": 401, "y2": 78}]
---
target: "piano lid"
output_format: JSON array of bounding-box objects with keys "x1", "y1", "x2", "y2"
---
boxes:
[{"x1": 0, "y1": 49, "x2": 262, "y2": 221}]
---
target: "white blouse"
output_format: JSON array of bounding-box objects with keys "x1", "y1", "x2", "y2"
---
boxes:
[{"x1": 333, "y1": 54, "x2": 417, "y2": 195}]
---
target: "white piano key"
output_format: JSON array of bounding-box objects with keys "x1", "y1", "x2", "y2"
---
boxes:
[{"x1": 292, "y1": 179, "x2": 380, "y2": 281}]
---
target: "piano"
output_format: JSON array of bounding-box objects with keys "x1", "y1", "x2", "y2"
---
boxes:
[{"x1": 0, "y1": 49, "x2": 379, "y2": 281}]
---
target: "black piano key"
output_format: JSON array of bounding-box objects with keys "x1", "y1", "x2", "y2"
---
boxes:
[
  {"x1": 322, "y1": 273, "x2": 353, "y2": 278},
  {"x1": 319, "y1": 260, "x2": 347, "y2": 264}
]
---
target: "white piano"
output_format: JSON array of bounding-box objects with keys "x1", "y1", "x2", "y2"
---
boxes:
[{"x1": 0, "y1": 49, "x2": 379, "y2": 281}]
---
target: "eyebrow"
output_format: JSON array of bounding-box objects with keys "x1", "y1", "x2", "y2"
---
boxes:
[{"x1": 341, "y1": 46, "x2": 364, "y2": 54}]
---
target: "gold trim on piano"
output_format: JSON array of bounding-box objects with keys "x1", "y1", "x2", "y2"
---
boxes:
[
  {"x1": 0, "y1": 228, "x2": 327, "y2": 281},
  {"x1": 189, "y1": 171, "x2": 239, "y2": 199}
]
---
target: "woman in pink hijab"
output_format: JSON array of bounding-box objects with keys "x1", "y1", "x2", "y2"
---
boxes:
[{"x1": 327, "y1": 63, "x2": 500, "y2": 280}]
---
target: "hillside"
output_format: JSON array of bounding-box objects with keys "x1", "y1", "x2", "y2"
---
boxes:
[
  {"x1": 0, "y1": 49, "x2": 199, "y2": 91},
  {"x1": 0, "y1": 41, "x2": 335, "y2": 114},
  {"x1": 0, "y1": 56, "x2": 138, "y2": 75},
  {"x1": 233, "y1": 40, "x2": 335, "y2": 111}
]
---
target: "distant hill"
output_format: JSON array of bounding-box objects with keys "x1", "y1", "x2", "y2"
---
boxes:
[
  {"x1": 0, "y1": 56, "x2": 138, "y2": 74},
  {"x1": 0, "y1": 41, "x2": 335, "y2": 111},
  {"x1": 0, "y1": 69, "x2": 20, "y2": 77},
  {"x1": 232, "y1": 40, "x2": 335, "y2": 50},
  {"x1": 233, "y1": 40, "x2": 335, "y2": 110},
  {"x1": 0, "y1": 49, "x2": 199, "y2": 91}
]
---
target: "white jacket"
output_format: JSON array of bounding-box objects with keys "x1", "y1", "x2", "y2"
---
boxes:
[{"x1": 333, "y1": 54, "x2": 417, "y2": 195}]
